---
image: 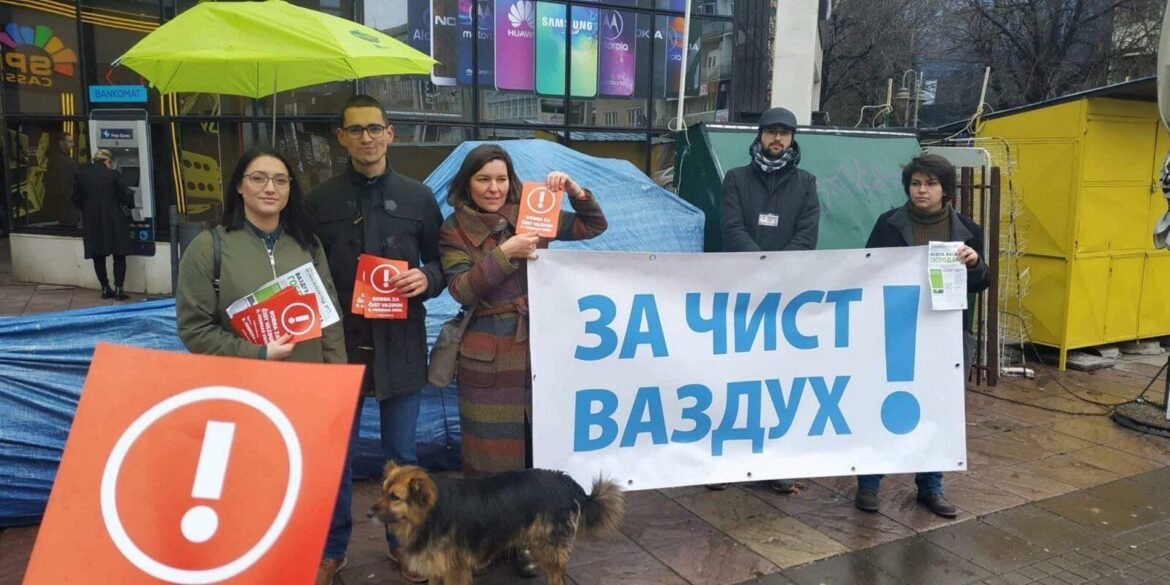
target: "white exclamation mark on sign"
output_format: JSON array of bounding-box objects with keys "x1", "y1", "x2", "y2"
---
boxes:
[
  {"x1": 382, "y1": 268, "x2": 392, "y2": 289},
  {"x1": 181, "y1": 420, "x2": 235, "y2": 543},
  {"x1": 537, "y1": 190, "x2": 546, "y2": 210}
]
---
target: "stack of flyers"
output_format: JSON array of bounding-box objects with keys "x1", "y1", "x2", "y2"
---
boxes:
[
  {"x1": 353, "y1": 254, "x2": 409, "y2": 319},
  {"x1": 226, "y1": 262, "x2": 340, "y2": 328},
  {"x1": 516, "y1": 181, "x2": 562, "y2": 237},
  {"x1": 230, "y1": 287, "x2": 323, "y2": 343}
]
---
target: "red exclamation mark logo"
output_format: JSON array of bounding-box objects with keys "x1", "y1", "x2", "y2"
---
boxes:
[{"x1": 180, "y1": 420, "x2": 235, "y2": 543}]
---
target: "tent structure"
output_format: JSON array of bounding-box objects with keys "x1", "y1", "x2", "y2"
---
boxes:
[
  {"x1": 0, "y1": 140, "x2": 704, "y2": 526},
  {"x1": 673, "y1": 123, "x2": 924, "y2": 251}
]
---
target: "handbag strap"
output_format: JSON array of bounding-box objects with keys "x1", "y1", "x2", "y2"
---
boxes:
[{"x1": 211, "y1": 226, "x2": 223, "y2": 325}]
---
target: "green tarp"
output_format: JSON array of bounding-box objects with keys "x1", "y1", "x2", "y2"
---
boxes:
[{"x1": 676, "y1": 123, "x2": 923, "y2": 251}]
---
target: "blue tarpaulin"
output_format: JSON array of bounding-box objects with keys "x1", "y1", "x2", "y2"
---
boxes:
[{"x1": 0, "y1": 139, "x2": 703, "y2": 526}]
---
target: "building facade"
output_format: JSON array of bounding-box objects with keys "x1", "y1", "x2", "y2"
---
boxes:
[{"x1": 1, "y1": 0, "x2": 819, "y2": 291}]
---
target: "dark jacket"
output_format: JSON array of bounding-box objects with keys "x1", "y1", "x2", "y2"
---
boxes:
[
  {"x1": 176, "y1": 225, "x2": 347, "y2": 364},
  {"x1": 308, "y1": 163, "x2": 445, "y2": 400},
  {"x1": 720, "y1": 150, "x2": 819, "y2": 252},
  {"x1": 71, "y1": 162, "x2": 134, "y2": 258},
  {"x1": 866, "y1": 204, "x2": 991, "y2": 330}
]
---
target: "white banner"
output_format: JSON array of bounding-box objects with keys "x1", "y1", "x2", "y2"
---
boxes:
[{"x1": 529, "y1": 248, "x2": 967, "y2": 491}]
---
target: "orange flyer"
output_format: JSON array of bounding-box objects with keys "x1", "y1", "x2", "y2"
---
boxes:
[
  {"x1": 356, "y1": 254, "x2": 408, "y2": 320},
  {"x1": 230, "y1": 288, "x2": 323, "y2": 344},
  {"x1": 23, "y1": 343, "x2": 363, "y2": 585},
  {"x1": 351, "y1": 258, "x2": 368, "y2": 315},
  {"x1": 516, "y1": 181, "x2": 561, "y2": 237}
]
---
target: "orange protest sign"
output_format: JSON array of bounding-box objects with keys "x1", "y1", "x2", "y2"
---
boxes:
[
  {"x1": 516, "y1": 181, "x2": 562, "y2": 237},
  {"x1": 24, "y1": 343, "x2": 363, "y2": 585},
  {"x1": 357, "y1": 254, "x2": 408, "y2": 319}
]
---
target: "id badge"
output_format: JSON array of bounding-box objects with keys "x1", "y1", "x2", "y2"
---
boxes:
[{"x1": 758, "y1": 213, "x2": 779, "y2": 227}]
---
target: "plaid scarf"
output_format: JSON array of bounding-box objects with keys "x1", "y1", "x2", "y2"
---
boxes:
[{"x1": 750, "y1": 140, "x2": 800, "y2": 174}]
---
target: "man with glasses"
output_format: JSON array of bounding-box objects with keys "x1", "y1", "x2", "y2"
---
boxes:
[
  {"x1": 714, "y1": 106, "x2": 820, "y2": 495},
  {"x1": 307, "y1": 95, "x2": 444, "y2": 584}
]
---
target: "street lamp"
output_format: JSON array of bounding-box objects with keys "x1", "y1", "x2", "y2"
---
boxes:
[{"x1": 894, "y1": 70, "x2": 924, "y2": 127}]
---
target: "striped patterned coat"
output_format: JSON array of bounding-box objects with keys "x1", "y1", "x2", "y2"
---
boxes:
[{"x1": 439, "y1": 194, "x2": 607, "y2": 475}]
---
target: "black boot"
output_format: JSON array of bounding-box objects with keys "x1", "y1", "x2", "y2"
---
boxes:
[
  {"x1": 100, "y1": 286, "x2": 115, "y2": 299},
  {"x1": 513, "y1": 547, "x2": 539, "y2": 578},
  {"x1": 114, "y1": 287, "x2": 130, "y2": 301}
]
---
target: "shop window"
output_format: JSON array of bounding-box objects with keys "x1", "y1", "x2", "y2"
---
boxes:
[
  {"x1": 0, "y1": 7, "x2": 84, "y2": 116},
  {"x1": 5, "y1": 121, "x2": 83, "y2": 231},
  {"x1": 652, "y1": 16, "x2": 731, "y2": 128},
  {"x1": 80, "y1": 1, "x2": 163, "y2": 115}
]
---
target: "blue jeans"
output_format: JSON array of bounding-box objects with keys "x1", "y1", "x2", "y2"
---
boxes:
[
  {"x1": 379, "y1": 391, "x2": 421, "y2": 465},
  {"x1": 379, "y1": 391, "x2": 421, "y2": 549},
  {"x1": 857, "y1": 472, "x2": 943, "y2": 495},
  {"x1": 324, "y1": 400, "x2": 363, "y2": 559}
]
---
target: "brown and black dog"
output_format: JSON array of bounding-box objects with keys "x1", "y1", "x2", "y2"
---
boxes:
[{"x1": 369, "y1": 462, "x2": 625, "y2": 585}]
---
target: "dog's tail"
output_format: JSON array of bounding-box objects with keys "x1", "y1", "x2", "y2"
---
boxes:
[{"x1": 579, "y1": 477, "x2": 625, "y2": 537}]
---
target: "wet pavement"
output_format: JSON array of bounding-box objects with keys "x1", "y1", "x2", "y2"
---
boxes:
[{"x1": 3, "y1": 236, "x2": 1170, "y2": 584}]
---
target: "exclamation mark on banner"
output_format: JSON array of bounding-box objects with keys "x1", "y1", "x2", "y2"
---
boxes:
[
  {"x1": 383, "y1": 269, "x2": 392, "y2": 290},
  {"x1": 181, "y1": 421, "x2": 236, "y2": 543},
  {"x1": 536, "y1": 189, "x2": 547, "y2": 210},
  {"x1": 881, "y1": 286, "x2": 921, "y2": 435}
]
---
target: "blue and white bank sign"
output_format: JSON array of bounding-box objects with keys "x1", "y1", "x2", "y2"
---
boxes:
[
  {"x1": 529, "y1": 248, "x2": 966, "y2": 490},
  {"x1": 88, "y1": 85, "x2": 147, "y2": 103}
]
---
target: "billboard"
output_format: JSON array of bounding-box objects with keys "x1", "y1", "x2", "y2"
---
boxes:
[{"x1": 365, "y1": 0, "x2": 698, "y2": 98}]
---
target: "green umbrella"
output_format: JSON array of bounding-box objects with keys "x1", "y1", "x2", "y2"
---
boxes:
[{"x1": 114, "y1": 0, "x2": 435, "y2": 98}]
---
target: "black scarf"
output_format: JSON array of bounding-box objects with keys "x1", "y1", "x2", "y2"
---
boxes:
[{"x1": 750, "y1": 140, "x2": 800, "y2": 174}]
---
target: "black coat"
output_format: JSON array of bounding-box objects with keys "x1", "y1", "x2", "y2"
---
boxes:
[
  {"x1": 71, "y1": 162, "x2": 134, "y2": 258},
  {"x1": 719, "y1": 155, "x2": 819, "y2": 252},
  {"x1": 867, "y1": 204, "x2": 991, "y2": 330},
  {"x1": 308, "y1": 164, "x2": 445, "y2": 400}
]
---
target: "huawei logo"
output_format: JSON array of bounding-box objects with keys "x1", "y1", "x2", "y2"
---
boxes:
[
  {"x1": 603, "y1": 11, "x2": 623, "y2": 41},
  {"x1": 508, "y1": 0, "x2": 535, "y2": 29}
]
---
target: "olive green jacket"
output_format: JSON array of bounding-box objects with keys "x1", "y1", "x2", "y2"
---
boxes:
[{"x1": 176, "y1": 225, "x2": 347, "y2": 364}]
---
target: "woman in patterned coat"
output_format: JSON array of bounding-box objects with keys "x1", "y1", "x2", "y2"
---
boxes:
[{"x1": 438, "y1": 143, "x2": 606, "y2": 575}]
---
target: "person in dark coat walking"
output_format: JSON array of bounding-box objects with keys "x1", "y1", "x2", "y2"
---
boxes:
[
  {"x1": 853, "y1": 153, "x2": 990, "y2": 519},
  {"x1": 306, "y1": 95, "x2": 444, "y2": 584},
  {"x1": 72, "y1": 148, "x2": 134, "y2": 300},
  {"x1": 714, "y1": 106, "x2": 821, "y2": 495}
]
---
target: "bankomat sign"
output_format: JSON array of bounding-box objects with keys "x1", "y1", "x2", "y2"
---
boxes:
[{"x1": 0, "y1": 23, "x2": 77, "y2": 88}]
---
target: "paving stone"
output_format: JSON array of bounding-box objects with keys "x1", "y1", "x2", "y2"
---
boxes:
[
  {"x1": 1051, "y1": 571, "x2": 1089, "y2": 584},
  {"x1": 858, "y1": 537, "x2": 992, "y2": 584},
  {"x1": 568, "y1": 550, "x2": 690, "y2": 585},
  {"x1": 647, "y1": 531, "x2": 777, "y2": 585},
  {"x1": 777, "y1": 554, "x2": 900, "y2": 585},
  {"x1": 724, "y1": 515, "x2": 849, "y2": 569},
  {"x1": 983, "y1": 505, "x2": 1099, "y2": 554}
]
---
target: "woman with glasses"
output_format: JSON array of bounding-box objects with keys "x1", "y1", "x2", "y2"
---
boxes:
[{"x1": 176, "y1": 145, "x2": 346, "y2": 364}]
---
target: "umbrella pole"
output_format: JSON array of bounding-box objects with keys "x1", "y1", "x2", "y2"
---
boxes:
[{"x1": 271, "y1": 72, "x2": 277, "y2": 146}]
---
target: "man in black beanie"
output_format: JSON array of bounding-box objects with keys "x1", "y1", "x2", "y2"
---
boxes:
[
  {"x1": 712, "y1": 107, "x2": 820, "y2": 495},
  {"x1": 720, "y1": 107, "x2": 819, "y2": 253}
]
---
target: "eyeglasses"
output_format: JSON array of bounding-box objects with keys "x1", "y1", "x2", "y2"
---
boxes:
[
  {"x1": 243, "y1": 172, "x2": 291, "y2": 189},
  {"x1": 342, "y1": 124, "x2": 388, "y2": 138}
]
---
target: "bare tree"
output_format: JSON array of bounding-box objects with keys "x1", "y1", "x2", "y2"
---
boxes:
[
  {"x1": 949, "y1": 0, "x2": 1161, "y2": 106},
  {"x1": 819, "y1": 0, "x2": 945, "y2": 126}
]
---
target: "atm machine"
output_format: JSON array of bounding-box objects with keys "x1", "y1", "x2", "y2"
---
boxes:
[{"x1": 88, "y1": 109, "x2": 155, "y2": 256}]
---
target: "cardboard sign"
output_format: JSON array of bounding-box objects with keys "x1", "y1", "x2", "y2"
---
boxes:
[
  {"x1": 230, "y1": 288, "x2": 323, "y2": 344},
  {"x1": 516, "y1": 181, "x2": 562, "y2": 237},
  {"x1": 24, "y1": 343, "x2": 363, "y2": 584},
  {"x1": 355, "y1": 254, "x2": 408, "y2": 319}
]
